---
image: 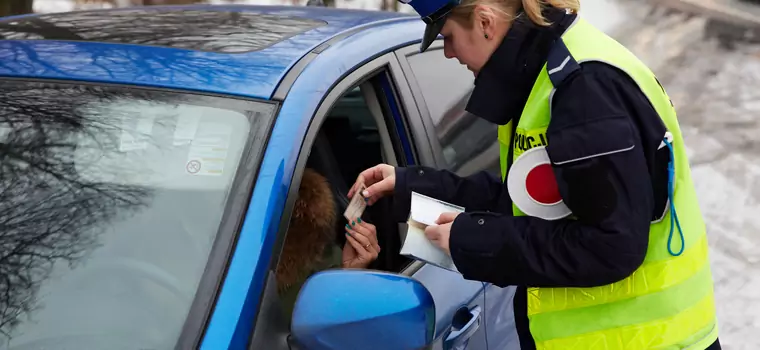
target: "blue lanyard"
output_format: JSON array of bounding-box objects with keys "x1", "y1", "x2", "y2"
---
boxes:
[{"x1": 663, "y1": 135, "x2": 685, "y2": 256}]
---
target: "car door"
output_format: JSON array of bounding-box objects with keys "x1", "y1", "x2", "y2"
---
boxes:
[
  {"x1": 246, "y1": 49, "x2": 490, "y2": 349},
  {"x1": 379, "y1": 49, "x2": 490, "y2": 350},
  {"x1": 394, "y1": 41, "x2": 521, "y2": 350}
]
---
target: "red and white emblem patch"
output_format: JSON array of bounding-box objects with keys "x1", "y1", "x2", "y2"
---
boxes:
[{"x1": 507, "y1": 146, "x2": 571, "y2": 220}]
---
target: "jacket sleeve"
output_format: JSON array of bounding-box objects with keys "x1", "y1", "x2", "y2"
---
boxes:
[
  {"x1": 391, "y1": 167, "x2": 511, "y2": 222},
  {"x1": 449, "y1": 64, "x2": 658, "y2": 288}
]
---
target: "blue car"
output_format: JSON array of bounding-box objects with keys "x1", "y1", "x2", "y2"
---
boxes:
[{"x1": 0, "y1": 5, "x2": 516, "y2": 350}]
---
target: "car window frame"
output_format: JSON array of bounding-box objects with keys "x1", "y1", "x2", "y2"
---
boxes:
[
  {"x1": 394, "y1": 40, "x2": 456, "y2": 169},
  {"x1": 383, "y1": 52, "x2": 438, "y2": 168},
  {"x1": 248, "y1": 51, "x2": 432, "y2": 349},
  {"x1": 360, "y1": 80, "x2": 400, "y2": 167},
  {"x1": 395, "y1": 41, "x2": 500, "y2": 178},
  {"x1": 392, "y1": 41, "x2": 467, "y2": 277},
  {"x1": 0, "y1": 76, "x2": 281, "y2": 350}
]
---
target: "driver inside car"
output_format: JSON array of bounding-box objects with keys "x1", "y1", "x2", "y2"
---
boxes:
[{"x1": 276, "y1": 168, "x2": 381, "y2": 318}]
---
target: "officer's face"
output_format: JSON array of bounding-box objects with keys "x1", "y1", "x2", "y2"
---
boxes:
[
  {"x1": 441, "y1": 6, "x2": 508, "y2": 76},
  {"x1": 441, "y1": 19, "x2": 486, "y2": 75}
]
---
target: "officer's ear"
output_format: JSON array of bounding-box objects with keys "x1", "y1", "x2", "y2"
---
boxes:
[
  {"x1": 472, "y1": 5, "x2": 497, "y2": 38},
  {"x1": 472, "y1": 4, "x2": 514, "y2": 40}
]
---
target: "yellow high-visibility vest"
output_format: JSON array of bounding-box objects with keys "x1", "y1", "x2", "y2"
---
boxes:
[{"x1": 497, "y1": 16, "x2": 719, "y2": 349}]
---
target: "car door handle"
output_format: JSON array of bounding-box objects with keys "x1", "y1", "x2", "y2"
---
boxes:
[{"x1": 444, "y1": 306, "x2": 482, "y2": 350}]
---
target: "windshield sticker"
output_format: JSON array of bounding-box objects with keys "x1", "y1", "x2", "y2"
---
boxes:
[
  {"x1": 173, "y1": 113, "x2": 201, "y2": 146},
  {"x1": 186, "y1": 122, "x2": 231, "y2": 176},
  {"x1": 0, "y1": 125, "x2": 11, "y2": 142},
  {"x1": 119, "y1": 114, "x2": 155, "y2": 152}
]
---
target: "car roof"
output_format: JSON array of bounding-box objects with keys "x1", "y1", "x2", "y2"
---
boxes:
[{"x1": 0, "y1": 5, "x2": 417, "y2": 100}]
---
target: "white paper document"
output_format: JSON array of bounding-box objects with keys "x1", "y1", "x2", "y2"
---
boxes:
[
  {"x1": 400, "y1": 192, "x2": 465, "y2": 273},
  {"x1": 119, "y1": 114, "x2": 155, "y2": 152}
]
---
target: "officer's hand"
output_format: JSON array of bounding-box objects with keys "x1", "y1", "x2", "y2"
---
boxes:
[
  {"x1": 424, "y1": 212, "x2": 461, "y2": 256},
  {"x1": 348, "y1": 164, "x2": 395, "y2": 205}
]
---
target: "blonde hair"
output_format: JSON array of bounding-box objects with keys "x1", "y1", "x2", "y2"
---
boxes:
[{"x1": 450, "y1": 0, "x2": 580, "y2": 27}]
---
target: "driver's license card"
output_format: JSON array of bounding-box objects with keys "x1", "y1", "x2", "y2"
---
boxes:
[{"x1": 344, "y1": 184, "x2": 367, "y2": 221}]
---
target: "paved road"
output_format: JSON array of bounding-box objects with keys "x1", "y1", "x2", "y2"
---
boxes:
[{"x1": 608, "y1": 1, "x2": 760, "y2": 348}]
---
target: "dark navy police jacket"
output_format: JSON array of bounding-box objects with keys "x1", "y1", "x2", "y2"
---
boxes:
[{"x1": 390, "y1": 8, "x2": 721, "y2": 350}]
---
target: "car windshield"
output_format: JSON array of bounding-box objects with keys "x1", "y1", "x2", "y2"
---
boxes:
[{"x1": 0, "y1": 80, "x2": 276, "y2": 349}]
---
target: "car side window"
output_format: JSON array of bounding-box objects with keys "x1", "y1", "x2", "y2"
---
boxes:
[
  {"x1": 405, "y1": 47, "x2": 500, "y2": 176},
  {"x1": 272, "y1": 76, "x2": 412, "y2": 325}
]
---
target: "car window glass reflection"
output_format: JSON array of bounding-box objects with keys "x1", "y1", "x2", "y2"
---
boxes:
[
  {"x1": 406, "y1": 49, "x2": 500, "y2": 176},
  {"x1": 0, "y1": 81, "x2": 274, "y2": 350}
]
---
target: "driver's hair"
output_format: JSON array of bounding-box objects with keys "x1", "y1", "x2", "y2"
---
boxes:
[{"x1": 276, "y1": 168, "x2": 337, "y2": 293}]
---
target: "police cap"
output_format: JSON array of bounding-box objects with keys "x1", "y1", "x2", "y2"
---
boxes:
[{"x1": 399, "y1": 0, "x2": 461, "y2": 52}]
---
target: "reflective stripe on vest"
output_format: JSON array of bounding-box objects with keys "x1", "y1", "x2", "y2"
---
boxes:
[{"x1": 497, "y1": 16, "x2": 718, "y2": 349}]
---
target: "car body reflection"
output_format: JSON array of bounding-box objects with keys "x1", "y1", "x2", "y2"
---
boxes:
[{"x1": 435, "y1": 89, "x2": 500, "y2": 177}]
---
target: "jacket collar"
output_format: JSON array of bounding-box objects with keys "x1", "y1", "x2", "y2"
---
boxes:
[{"x1": 465, "y1": 8, "x2": 576, "y2": 125}]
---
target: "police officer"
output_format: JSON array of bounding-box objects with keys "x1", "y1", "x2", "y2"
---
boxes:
[{"x1": 348, "y1": 0, "x2": 722, "y2": 349}]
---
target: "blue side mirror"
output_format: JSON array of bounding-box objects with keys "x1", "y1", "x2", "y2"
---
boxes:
[{"x1": 291, "y1": 270, "x2": 435, "y2": 350}]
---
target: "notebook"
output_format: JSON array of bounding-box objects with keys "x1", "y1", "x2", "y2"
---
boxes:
[{"x1": 399, "y1": 192, "x2": 465, "y2": 273}]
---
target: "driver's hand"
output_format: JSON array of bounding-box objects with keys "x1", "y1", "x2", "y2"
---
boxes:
[
  {"x1": 342, "y1": 219, "x2": 380, "y2": 269},
  {"x1": 348, "y1": 164, "x2": 395, "y2": 205}
]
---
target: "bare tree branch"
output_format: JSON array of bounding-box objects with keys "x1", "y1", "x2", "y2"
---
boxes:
[{"x1": 0, "y1": 82, "x2": 155, "y2": 338}]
